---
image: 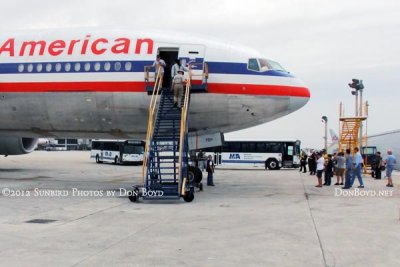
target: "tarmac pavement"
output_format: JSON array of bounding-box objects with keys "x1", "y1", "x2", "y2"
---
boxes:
[{"x1": 0, "y1": 151, "x2": 399, "y2": 267}]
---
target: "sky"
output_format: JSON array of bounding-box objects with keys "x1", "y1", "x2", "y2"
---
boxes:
[{"x1": 1, "y1": 0, "x2": 399, "y2": 148}]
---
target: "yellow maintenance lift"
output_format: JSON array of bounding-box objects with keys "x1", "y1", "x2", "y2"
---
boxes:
[
  {"x1": 338, "y1": 102, "x2": 369, "y2": 153},
  {"x1": 338, "y1": 102, "x2": 375, "y2": 172}
]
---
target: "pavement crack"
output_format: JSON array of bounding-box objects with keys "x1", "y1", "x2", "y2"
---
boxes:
[{"x1": 300, "y1": 176, "x2": 329, "y2": 267}]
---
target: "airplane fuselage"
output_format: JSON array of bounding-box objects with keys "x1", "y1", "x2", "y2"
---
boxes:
[{"x1": 0, "y1": 28, "x2": 310, "y2": 140}]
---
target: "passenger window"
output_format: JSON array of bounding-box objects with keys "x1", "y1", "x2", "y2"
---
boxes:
[
  {"x1": 125, "y1": 62, "x2": 132, "y2": 71},
  {"x1": 104, "y1": 62, "x2": 111, "y2": 71},
  {"x1": 36, "y1": 64, "x2": 43, "y2": 72},
  {"x1": 114, "y1": 62, "x2": 122, "y2": 71},
  {"x1": 248, "y1": 58, "x2": 260, "y2": 72},
  {"x1": 27, "y1": 64, "x2": 34, "y2": 73},
  {"x1": 94, "y1": 62, "x2": 101, "y2": 71},
  {"x1": 74, "y1": 63, "x2": 81, "y2": 72},
  {"x1": 84, "y1": 63, "x2": 91, "y2": 71},
  {"x1": 65, "y1": 63, "x2": 71, "y2": 72}
]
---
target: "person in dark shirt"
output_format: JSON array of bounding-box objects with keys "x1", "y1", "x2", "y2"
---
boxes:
[
  {"x1": 308, "y1": 151, "x2": 316, "y2": 175},
  {"x1": 373, "y1": 152, "x2": 383, "y2": 179},
  {"x1": 323, "y1": 154, "x2": 334, "y2": 186},
  {"x1": 206, "y1": 155, "x2": 215, "y2": 186},
  {"x1": 299, "y1": 150, "x2": 308, "y2": 173}
]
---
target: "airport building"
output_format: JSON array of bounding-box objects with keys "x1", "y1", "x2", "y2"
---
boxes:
[{"x1": 368, "y1": 129, "x2": 399, "y2": 170}]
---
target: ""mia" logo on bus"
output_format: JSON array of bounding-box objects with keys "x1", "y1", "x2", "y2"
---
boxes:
[{"x1": 229, "y1": 153, "x2": 240, "y2": 159}]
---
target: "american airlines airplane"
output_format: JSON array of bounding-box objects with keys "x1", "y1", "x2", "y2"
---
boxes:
[{"x1": 0, "y1": 28, "x2": 310, "y2": 156}]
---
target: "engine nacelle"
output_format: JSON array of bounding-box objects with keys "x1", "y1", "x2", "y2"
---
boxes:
[{"x1": 0, "y1": 137, "x2": 38, "y2": 156}]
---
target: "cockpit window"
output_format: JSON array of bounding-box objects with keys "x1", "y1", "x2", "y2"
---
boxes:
[
  {"x1": 248, "y1": 58, "x2": 259, "y2": 72},
  {"x1": 267, "y1": 59, "x2": 286, "y2": 71},
  {"x1": 247, "y1": 58, "x2": 286, "y2": 72}
]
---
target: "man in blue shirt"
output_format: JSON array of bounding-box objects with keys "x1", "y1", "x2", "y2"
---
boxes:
[
  {"x1": 385, "y1": 149, "x2": 397, "y2": 187},
  {"x1": 352, "y1": 147, "x2": 365, "y2": 188},
  {"x1": 343, "y1": 149, "x2": 353, "y2": 189}
]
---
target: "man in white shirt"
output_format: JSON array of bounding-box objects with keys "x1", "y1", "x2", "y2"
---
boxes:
[
  {"x1": 152, "y1": 55, "x2": 166, "y2": 83},
  {"x1": 315, "y1": 153, "x2": 325, "y2": 187}
]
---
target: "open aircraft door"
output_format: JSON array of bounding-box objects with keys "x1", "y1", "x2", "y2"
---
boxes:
[{"x1": 178, "y1": 44, "x2": 206, "y2": 84}]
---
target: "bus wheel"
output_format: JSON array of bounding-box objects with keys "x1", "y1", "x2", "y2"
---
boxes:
[
  {"x1": 114, "y1": 156, "x2": 119, "y2": 164},
  {"x1": 267, "y1": 159, "x2": 279, "y2": 170},
  {"x1": 96, "y1": 155, "x2": 103, "y2": 164},
  {"x1": 188, "y1": 166, "x2": 202, "y2": 184}
]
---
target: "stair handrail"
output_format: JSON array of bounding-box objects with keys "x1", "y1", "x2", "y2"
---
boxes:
[
  {"x1": 142, "y1": 66, "x2": 163, "y2": 185},
  {"x1": 188, "y1": 62, "x2": 208, "y2": 83},
  {"x1": 177, "y1": 69, "x2": 192, "y2": 195}
]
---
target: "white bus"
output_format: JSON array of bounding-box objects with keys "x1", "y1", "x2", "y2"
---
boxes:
[
  {"x1": 203, "y1": 140, "x2": 301, "y2": 170},
  {"x1": 90, "y1": 140, "x2": 145, "y2": 165}
]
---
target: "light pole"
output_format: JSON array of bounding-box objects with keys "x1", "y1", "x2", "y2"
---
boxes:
[
  {"x1": 348, "y1": 79, "x2": 364, "y2": 148},
  {"x1": 321, "y1": 116, "x2": 328, "y2": 152}
]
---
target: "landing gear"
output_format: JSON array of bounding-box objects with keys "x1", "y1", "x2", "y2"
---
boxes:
[{"x1": 188, "y1": 166, "x2": 203, "y2": 191}]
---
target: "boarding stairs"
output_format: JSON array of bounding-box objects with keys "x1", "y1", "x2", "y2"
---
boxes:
[
  {"x1": 130, "y1": 67, "x2": 194, "y2": 202},
  {"x1": 338, "y1": 117, "x2": 366, "y2": 153}
]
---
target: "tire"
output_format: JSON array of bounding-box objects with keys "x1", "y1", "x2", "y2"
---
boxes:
[
  {"x1": 267, "y1": 159, "x2": 279, "y2": 170},
  {"x1": 114, "y1": 156, "x2": 119, "y2": 165},
  {"x1": 128, "y1": 193, "x2": 138, "y2": 202},
  {"x1": 96, "y1": 155, "x2": 103, "y2": 164},
  {"x1": 188, "y1": 166, "x2": 203, "y2": 184},
  {"x1": 128, "y1": 188, "x2": 139, "y2": 202},
  {"x1": 183, "y1": 188, "x2": 194, "y2": 202}
]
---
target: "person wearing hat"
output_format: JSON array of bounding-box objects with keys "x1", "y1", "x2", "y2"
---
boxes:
[{"x1": 171, "y1": 69, "x2": 185, "y2": 108}]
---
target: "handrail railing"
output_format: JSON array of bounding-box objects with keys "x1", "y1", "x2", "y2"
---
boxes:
[
  {"x1": 177, "y1": 71, "x2": 191, "y2": 195},
  {"x1": 142, "y1": 66, "x2": 163, "y2": 185},
  {"x1": 188, "y1": 62, "x2": 208, "y2": 82},
  {"x1": 144, "y1": 65, "x2": 157, "y2": 82}
]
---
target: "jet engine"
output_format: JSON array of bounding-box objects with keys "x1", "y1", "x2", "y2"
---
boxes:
[{"x1": 0, "y1": 137, "x2": 38, "y2": 156}]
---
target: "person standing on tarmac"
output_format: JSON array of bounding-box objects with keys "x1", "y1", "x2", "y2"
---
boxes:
[
  {"x1": 352, "y1": 147, "x2": 365, "y2": 188},
  {"x1": 206, "y1": 155, "x2": 215, "y2": 186},
  {"x1": 299, "y1": 150, "x2": 308, "y2": 173},
  {"x1": 315, "y1": 153, "x2": 324, "y2": 187},
  {"x1": 309, "y1": 151, "x2": 316, "y2": 175},
  {"x1": 373, "y1": 151, "x2": 383, "y2": 179},
  {"x1": 342, "y1": 149, "x2": 353, "y2": 189},
  {"x1": 385, "y1": 149, "x2": 397, "y2": 187}
]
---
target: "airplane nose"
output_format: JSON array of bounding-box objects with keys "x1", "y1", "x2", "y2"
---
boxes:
[
  {"x1": 289, "y1": 79, "x2": 310, "y2": 112},
  {"x1": 289, "y1": 94, "x2": 310, "y2": 112}
]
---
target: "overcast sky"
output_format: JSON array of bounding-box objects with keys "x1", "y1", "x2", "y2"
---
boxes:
[{"x1": 1, "y1": 0, "x2": 399, "y2": 148}]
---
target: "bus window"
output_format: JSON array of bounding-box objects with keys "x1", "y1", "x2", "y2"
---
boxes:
[
  {"x1": 287, "y1": 145, "x2": 294, "y2": 156},
  {"x1": 255, "y1": 142, "x2": 266, "y2": 152},
  {"x1": 228, "y1": 142, "x2": 241, "y2": 153},
  {"x1": 266, "y1": 142, "x2": 282, "y2": 153},
  {"x1": 92, "y1": 141, "x2": 101, "y2": 150}
]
